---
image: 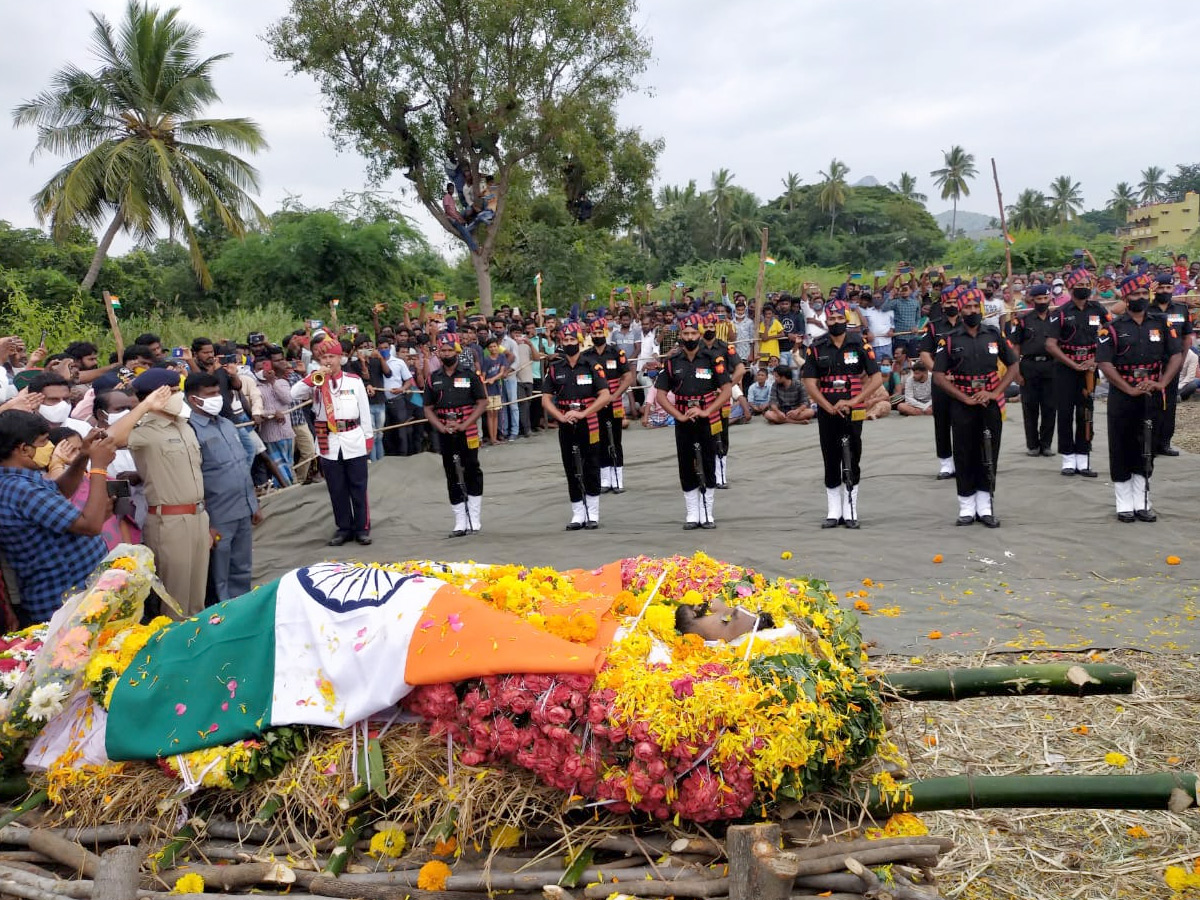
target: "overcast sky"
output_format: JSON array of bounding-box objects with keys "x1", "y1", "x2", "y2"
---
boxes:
[{"x1": 4, "y1": 0, "x2": 1200, "y2": 256}]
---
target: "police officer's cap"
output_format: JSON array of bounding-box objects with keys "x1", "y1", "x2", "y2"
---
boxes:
[
  {"x1": 1028, "y1": 284, "x2": 1050, "y2": 297},
  {"x1": 131, "y1": 368, "x2": 181, "y2": 393},
  {"x1": 1154, "y1": 273, "x2": 1173, "y2": 285}
]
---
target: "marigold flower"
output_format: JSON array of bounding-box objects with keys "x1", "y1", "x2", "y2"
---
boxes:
[
  {"x1": 927, "y1": 630, "x2": 943, "y2": 640},
  {"x1": 367, "y1": 827, "x2": 407, "y2": 858},
  {"x1": 171, "y1": 872, "x2": 205, "y2": 894},
  {"x1": 780, "y1": 551, "x2": 792, "y2": 560},
  {"x1": 417, "y1": 860, "x2": 452, "y2": 891},
  {"x1": 1166, "y1": 555, "x2": 1182, "y2": 566},
  {"x1": 932, "y1": 554, "x2": 944, "y2": 564},
  {"x1": 853, "y1": 600, "x2": 871, "y2": 612},
  {"x1": 1105, "y1": 751, "x2": 1128, "y2": 768},
  {"x1": 1126, "y1": 825, "x2": 1149, "y2": 839}
]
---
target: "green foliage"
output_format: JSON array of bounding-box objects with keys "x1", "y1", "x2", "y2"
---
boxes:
[
  {"x1": 0, "y1": 277, "x2": 104, "y2": 350},
  {"x1": 943, "y1": 231, "x2": 1124, "y2": 276},
  {"x1": 672, "y1": 256, "x2": 848, "y2": 298}
]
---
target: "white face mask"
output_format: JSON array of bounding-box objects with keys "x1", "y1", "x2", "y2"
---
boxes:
[
  {"x1": 104, "y1": 409, "x2": 130, "y2": 426},
  {"x1": 162, "y1": 393, "x2": 186, "y2": 418},
  {"x1": 38, "y1": 402, "x2": 71, "y2": 424},
  {"x1": 195, "y1": 396, "x2": 224, "y2": 417},
  {"x1": 340, "y1": 356, "x2": 350, "y2": 366}
]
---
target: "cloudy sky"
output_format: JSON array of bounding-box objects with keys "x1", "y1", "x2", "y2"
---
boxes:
[{"x1": 3, "y1": 0, "x2": 1200, "y2": 255}]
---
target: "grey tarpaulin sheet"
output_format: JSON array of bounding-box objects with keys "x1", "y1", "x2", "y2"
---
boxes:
[{"x1": 255, "y1": 409, "x2": 1199, "y2": 654}]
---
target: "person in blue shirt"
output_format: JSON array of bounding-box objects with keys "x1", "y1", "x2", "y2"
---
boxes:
[{"x1": 0, "y1": 411, "x2": 116, "y2": 625}]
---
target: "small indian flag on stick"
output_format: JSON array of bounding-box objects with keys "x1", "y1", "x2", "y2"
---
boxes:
[
  {"x1": 1004, "y1": 233, "x2": 1015, "y2": 246},
  {"x1": 763, "y1": 256, "x2": 777, "y2": 266},
  {"x1": 534, "y1": 272, "x2": 542, "y2": 285}
]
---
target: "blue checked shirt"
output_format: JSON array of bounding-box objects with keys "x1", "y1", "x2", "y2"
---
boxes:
[{"x1": 0, "y1": 468, "x2": 107, "y2": 622}]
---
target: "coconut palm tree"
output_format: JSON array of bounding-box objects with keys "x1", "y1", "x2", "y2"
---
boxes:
[
  {"x1": 708, "y1": 168, "x2": 736, "y2": 249},
  {"x1": 723, "y1": 188, "x2": 764, "y2": 256},
  {"x1": 930, "y1": 146, "x2": 978, "y2": 237},
  {"x1": 1006, "y1": 189, "x2": 1050, "y2": 232},
  {"x1": 12, "y1": 1, "x2": 268, "y2": 291},
  {"x1": 778, "y1": 172, "x2": 803, "y2": 211},
  {"x1": 1047, "y1": 175, "x2": 1084, "y2": 225},
  {"x1": 657, "y1": 180, "x2": 699, "y2": 208},
  {"x1": 818, "y1": 158, "x2": 850, "y2": 238},
  {"x1": 888, "y1": 172, "x2": 927, "y2": 203},
  {"x1": 1138, "y1": 166, "x2": 1166, "y2": 204},
  {"x1": 1107, "y1": 182, "x2": 1138, "y2": 222}
]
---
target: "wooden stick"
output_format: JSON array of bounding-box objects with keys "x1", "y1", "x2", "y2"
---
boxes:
[
  {"x1": 582, "y1": 876, "x2": 729, "y2": 898},
  {"x1": 991, "y1": 158, "x2": 1013, "y2": 288},
  {"x1": 0, "y1": 865, "x2": 93, "y2": 900},
  {"x1": 754, "y1": 227, "x2": 769, "y2": 356},
  {"x1": 153, "y1": 861, "x2": 295, "y2": 891},
  {"x1": 25, "y1": 829, "x2": 101, "y2": 878},
  {"x1": 791, "y1": 843, "x2": 945, "y2": 877},
  {"x1": 728, "y1": 823, "x2": 791, "y2": 900},
  {"x1": 668, "y1": 837, "x2": 724, "y2": 857},
  {"x1": 789, "y1": 835, "x2": 953, "y2": 861},
  {"x1": 0, "y1": 823, "x2": 153, "y2": 848},
  {"x1": 92, "y1": 845, "x2": 142, "y2": 900},
  {"x1": 305, "y1": 879, "x2": 504, "y2": 900},
  {"x1": 101, "y1": 292, "x2": 125, "y2": 357}
]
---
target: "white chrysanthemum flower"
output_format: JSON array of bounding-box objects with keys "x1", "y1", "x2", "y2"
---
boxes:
[
  {"x1": 26, "y1": 682, "x2": 67, "y2": 722},
  {"x1": 0, "y1": 669, "x2": 22, "y2": 695}
]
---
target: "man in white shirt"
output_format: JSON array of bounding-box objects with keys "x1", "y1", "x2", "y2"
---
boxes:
[
  {"x1": 378, "y1": 335, "x2": 416, "y2": 455},
  {"x1": 290, "y1": 338, "x2": 375, "y2": 546},
  {"x1": 859, "y1": 295, "x2": 895, "y2": 359}
]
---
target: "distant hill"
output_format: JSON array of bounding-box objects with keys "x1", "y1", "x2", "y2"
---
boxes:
[
  {"x1": 934, "y1": 209, "x2": 1001, "y2": 239},
  {"x1": 853, "y1": 175, "x2": 882, "y2": 188}
]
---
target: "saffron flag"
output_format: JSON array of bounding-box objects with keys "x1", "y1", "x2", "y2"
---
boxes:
[{"x1": 763, "y1": 256, "x2": 777, "y2": 266}]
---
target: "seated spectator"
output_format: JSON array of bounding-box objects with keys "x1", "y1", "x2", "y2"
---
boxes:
[
  {"x1": 764, "y1": 366, "x2": 814, "y2": 424},
  {"x1": 747, "y1": 368, "x2": 772, "y2": 415},
  {"x1": 897, "y1": 362, "x2": 934, "y2": 416},
  {"x1": 1178, "y1": 346, "x2": 1199, "y2": 401},
  {"x1": 0, "y1": 410, "x2": 116, "y2": 625},
  {"x1": 863, "y1": 381, "x2": 892, "y2": 421},
  {"x1": 727, "y1": 384, "x2": 753, "y2": 425}
]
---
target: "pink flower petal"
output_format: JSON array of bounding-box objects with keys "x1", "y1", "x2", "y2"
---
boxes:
[
  {"x1": 175, "y1": 703, "x2": 187, "y2": 716},
  {"x1": 221, "y1": 701, "x2": 229, "y2": 711},
  {"x1": 208, "y1": 723, "x2": 219, "y2": 733}
]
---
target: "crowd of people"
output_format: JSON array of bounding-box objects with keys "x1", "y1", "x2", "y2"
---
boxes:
[{"x1": 0, "y1": 246, "x2": 1196, "y2": 625}]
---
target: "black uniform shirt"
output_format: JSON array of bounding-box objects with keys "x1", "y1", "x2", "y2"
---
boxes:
[
  {"x1": 544, "y1": 354, "x2": 607, "y2": 408},
  {"x1": 655, "y1": 348, "x2": 731, "y2": 401},
  {"x1": 1096, "y1": 314, "x2": 1182, "y2": 385},
  {"x1": 424, "y1": 365, "x2": 486, "y2": 417},
  {"x1": 703, "y1": 338, "x2": 742, "y2": 373},
  {"x1": 1149, "y1": 299, "x2": 1195, "y2": 339},
  {"x1": 1008, "y1": 309, "x2": 1056, "y2": 356},
  {"x1": 583, "y1": 343, "x2": 632, "y2": 392},
  {"x1": 801, "y1": 333, "x2": 880, "y2": 404},
  {"x1": 919, "y1": 317, "x2": 961, "y2": 357},
  {"x1": 933, "y1": 325, "x2": 1017, "y2": 394},
  {"x1": 1047, "y1": 300, "x2": 1112, "y2": 360}
]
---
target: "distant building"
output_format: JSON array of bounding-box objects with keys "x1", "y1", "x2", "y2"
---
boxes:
[{"x1": 1119, "y1": 192, "x2": 1200, "y2": 250}]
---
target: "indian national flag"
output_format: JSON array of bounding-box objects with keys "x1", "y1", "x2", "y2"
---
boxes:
[
  {"x1": 105, "y1": 562, "x2": 621, "y2": 760},
  {"x1": 1004, "y1": 233, "x2": 1015, "y2": 246},
  {"x1": 763, "y1": 256, "x2": 777, "y2": 266}
]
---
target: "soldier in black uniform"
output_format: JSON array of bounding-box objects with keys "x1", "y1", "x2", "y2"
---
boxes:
[
  {"x1": 584, "y1": 318, "x2": 635, "y2": 493},
  {"x1": 423, "y1": 332, "x2": 489, "y2": 537},
  {"x1": 801, "y1": 301, "x2": 882, "y2": 529},
  {"x1": 933, "y1": 288, "x2": 1019, "y2": 528},
  {"x1": 1149, "y1": 272, "x2": 1194, "y2": 456},
  {"x1": 1008, "y1": 283, "x2": 1057, "y2": 457},
  {"x1": 654, "y1": 315, "x2": 732, "y2": 529},
  {"x1": 1046, "y1": 269, "x2": 1111, "y2": 477},
  {"x1": 919, "y1": 284, "x2": 963, "y2": 479},
  {"x1": 541, "y1": 322, "x2": 611, "y2": 530},
  {"x1": 701, "y1": 313, "x2": 745, "y2": 488},
  {"x1": 1098, "y1": 275, "x2": 1183, "y2": 522}
]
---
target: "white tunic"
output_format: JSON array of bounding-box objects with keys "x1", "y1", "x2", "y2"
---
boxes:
[{"x1": 290, "y1": 371, "x2": 374, "y2": 460}]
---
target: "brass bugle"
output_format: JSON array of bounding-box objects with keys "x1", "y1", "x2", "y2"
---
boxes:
[{"x1": 311, "y1": 371, "x2": 325, "y2": 386}]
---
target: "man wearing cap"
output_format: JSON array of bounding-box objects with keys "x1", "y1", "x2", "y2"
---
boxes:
[
  {"x1": 653, "y1": 315, "x2": 732, "y2": 529},
  {"x1": 1098, "y1": 276, "x2": 1183, "y2": 522},
  {"x1": 919, "y1": 284, "x2": 964, "y2": 479},
  {"x1": 583, "y1": 318, "x2": 634, "y2": 493},
  {"x1": 933, "y1": 289, "x2": 1019, "y2": 528},
  {"x1": 1046, "y1": 270, "x2": 1110, "y2": 476},
  {"x1": 801, "y1": 301, "x2": 881, "y2": 528},
  {"x1": 1008, "y1": 283, "x2": 1058, "y2": 457},
  {"x1": 290, "y1": 338, "x2": 375, "y2": 546},
  {"x1": 127, "y1": 368, "x2": 210, "y2": 615},
  {"x1": 700, "y1": 312, "x2": 745, "y2": 488},
  {"x1": 1148, "y1": 273, "x2": 1194, "y2": 455},
  {"x1": 424, "y1": 333, "x2": 487, "y2": 537},
  {"x1": 542, "y1": 323, "x2": 611, "y2": 530}
]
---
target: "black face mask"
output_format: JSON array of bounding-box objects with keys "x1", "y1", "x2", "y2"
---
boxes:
[
  {"x1": 827, "y1": 322, "x2": 848, "y2": 337},
  {"x1": 945, "y1": 308, "x2": 959, "y2": 319},
  {"x1": 703, "y1": 330, "x2": 716, "y2": 341},
  {"x1": 592, "y1": 336, "x2": 606, "y2": 346},
  {"x1": 962, "y1": 312, "x2": 983, "y2": 328},
  {"x1": 561, "y1": 344, "x2": 580, "y2": 356},
  {"x1": 1034, "y1": 301, "x2": 1051, "y2": 312},
  {"x1": 680, "y1": 338, "x2": 700, "y2": 351},
  {"x1": 1072, "y1": 287, "x2": 1092, "y2": 301},
  {"x1": 1154, "y1": 292, "x2": 1172, "y2": 305},
  {"x1": 1127, "y1": 298, "x2": 1149, "y2": 313}
]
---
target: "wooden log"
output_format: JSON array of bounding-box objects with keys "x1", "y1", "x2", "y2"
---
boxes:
[
  {"x1": 790, "y1": 836, "x2": 954, "y2": 861},
  {"x1": 795, "y1": 872, "x2": 876, "y2": 892},
  {"x1": 154, "y1": 861, "x2": 295, "y2": 891},
  {"x1": 0, "y1": 865, "x2": 93, "y2": 900},
  {"x1": 791, "y1": 894, "x2": 865, "y2": 900},
  {"x1": 727, "y1": 823, "x2": 792, "y2": 900},
  {"x1": 325, "y1": 865, "x2": 709, "y2": 891},
  {"x1": 305, "y1": 878, "x2": 511, "y2": 900},
  {"x1": 93, "y1": 845, "x2": 142, "y2": 900},
  {"x1": 792, "y1": 843, "x2": 945, "y2": 878},
  {"x1": 0, "y1": 823, "x2": 152, "y2": 849},
  {"x1": 203, "y1": 822, "x2": 274, "y2": 844},
  {"x1": 669, "y1": 837, "x2": 725, "y2": 857},
  {"x1": 583, "y1": 876, "x2": 729, "y2": 898},
  {"x1": 26, "y1": 829, "x2": 101, "y2": 878}
]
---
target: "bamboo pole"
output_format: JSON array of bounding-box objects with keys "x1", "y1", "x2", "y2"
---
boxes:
[
  {"x1": 753, "y1": 228, "x2": 768, "y2": 363},
  {"x1": 101, "y1": 292, "x2": 124, "y2": 357},
  {"x1": 880, "y1": 663, "x2": 1136, "y2": 701},
  {"x1": 992, "y1": 158, "x2": 1013, "y2": 287}
]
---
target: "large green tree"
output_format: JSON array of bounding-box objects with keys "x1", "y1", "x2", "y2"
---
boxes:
[
  {"x1": 268, "y1": 0, "x2": 651, "y2": 315},
  {"x1": 1007, "y1": 189, "x2": 1050, "y2": 232},
  {"x1": 818, "y1": 159, "x2": 850, "y2": 238},
  {"x1": 1138, "y1": 166, "x2": 1166, "y2": 204},
  {"x1": 1048, "y1": 175, "x2": 1083, "y2": 225},
  {"x1": 930, "y1": 146, "x2": 977, "y2": 237},
  {"x1": 12, "y1": 0, "x2": 268, "y2": 292},
  {"x1": 1107, "y1": 182, "x2": 1137, "y2": 222}
]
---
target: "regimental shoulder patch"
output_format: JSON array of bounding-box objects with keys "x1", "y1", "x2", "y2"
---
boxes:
[
  {"x1": 864, "y1": 344, "x2": 876, "y2": 359},
  {"x1": 715, "y1": 361, "x2": 726, "y2": 375}
]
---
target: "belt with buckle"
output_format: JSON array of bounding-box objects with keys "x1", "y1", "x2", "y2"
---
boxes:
[
  {"x1": 148, "y1": 502, "x2": 205, "y2": 516},
  {"x1": 1026, "y1": 354, "x2": 1049, "y2": 361}
]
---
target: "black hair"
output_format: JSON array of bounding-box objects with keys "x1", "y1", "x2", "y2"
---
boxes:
[
  {"x1": 48, "y1": 426, "x2": 81, "y2": 445},
  {"x1": 92, "y1": 387, "x2": 131, "y2": 415},
  {"x1": 191, "y1": 337, "x2": 213, "y2": 353},
  {"x1": 0, "y1": 410, "x2": 49, "y2": 460},
  {"x1": 184, "y1": 372, "x2": 221, "y2": 395},
  {"x1": 134, "y1": 332, "x2": 161, "y2": 347},
  {"x1": 266, "y1": 344, "x2": 285, "y2": 358},
  {"x1": 45, "y1": 353, "x2": 71, "y2": 365},
  {"x1": 123, "y1": 344, "x2": 155, "y2": 364},
  {"x1": 28, "y1": 371, "x2": 69, "y2": 394},
  {"x1": 64, "y1": 341, "x2": 98, "y2": 361},
  {"x1": 773, "y1": 365, "x2": 792, "y2": 379},
  {"x1": 354, "y1": 335, "x2": 374, "y2": 348}
]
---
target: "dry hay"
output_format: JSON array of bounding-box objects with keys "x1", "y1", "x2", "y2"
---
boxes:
[
  {"x1": 876, "y1": 648, "x2": 1200, "y2": 900},
  {"x1": 33, "y1": 762, "x2": 180, "y2": 834}
]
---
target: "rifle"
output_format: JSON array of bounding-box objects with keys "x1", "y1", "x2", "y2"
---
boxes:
[
  {"x1": 1081, "y1": 369, "x2": 1095, "y2": 470},
  {"x1": 452, "y1": 453, "x2": 472, "y2": 532},
  {"x1": 981, "y1": 426, "x2": 997, "y2": 519},
  {"x1": 1142, "y1": 393, "x2": 1155, "y2": 512},
  {"x1": 571, "y1": 444, "x2": 592, "y2": 526},
  {"x1": 693, "y1": 442, "x2": 710, "y2": 526},
  {"x1": 605, "y1": 418, "x2": 619, "y2": 491},
  {"x1": 840, "y1": 435, "x2": 856, "y2": 523}
]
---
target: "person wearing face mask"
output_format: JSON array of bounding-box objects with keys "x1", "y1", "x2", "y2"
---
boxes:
[
  {"x1": 542, "y1": 323, "x2": 611, "y2": 530},
  {"x1": 653, "y1": 316, "x2": 732, "y2": 530},
  {"x1": 583, "y1": 319, "x2": 634, "y2": 494},
  {"x1": 1008, "y1": 284, "x2": 1058, "y2": 458},
  {"x1": 290, "y1": 338, "x2": 375, "y2": 547},
  {"x1": 1046, "y1": 269, "x2": 1111, "y2": 477},
  {"x1": 919, "y1": 284, "x2": 964, "y2": 479},
  {"x1": 1147, "y1": 272, "x2": 1193, "y2": 456},
  {"x1": 699, "y1": 313, "x2": 745, "y2": 488},
  {"x1": 126, "y1": 368, "x2": 211, "y2": 617},
  {"x1": 802, "y1": 302, "x2": 882, "y2": 529},
  {"x1": 184, "y1": 373, "x2": 261, "y2": 604},
  {"x1": 28, "y1": 372, "x2": 91, "y2": 443},
  {"x1": 1097, "y1": 275, "x2": 1183, "y2": 523},
  {"x1": 424, "y1": 332, "x2": 488, "y2": 537},
  {"x1": 932, "y1": 289, "x2": 1019, "y2": 528}
]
